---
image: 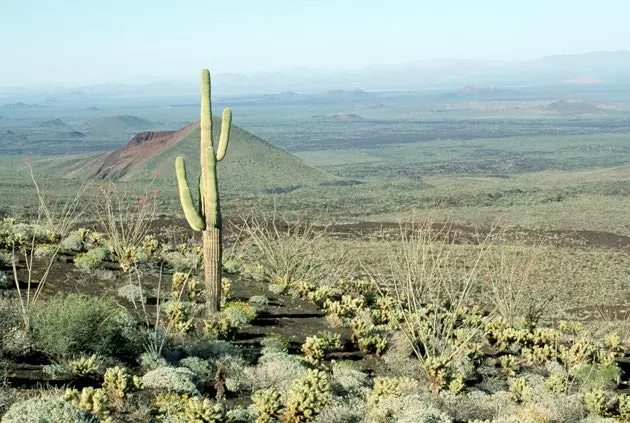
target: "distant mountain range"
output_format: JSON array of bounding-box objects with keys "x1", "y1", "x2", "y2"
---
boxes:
[{"x1": 2, "y1": 50, "x2": 630, "y2": 97}]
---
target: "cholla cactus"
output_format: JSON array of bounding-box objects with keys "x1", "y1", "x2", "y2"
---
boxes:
[
  {"x1": 283, "y1": 369, "x2": 332, "y2": 423},
  {"x1": 500, "y1": 355, "x2": 519, "y2": 376},
  {"x1": 584, "y1": 388, "x2": 613, "y2": 417},
  {"x1": 67, "y1": 354, "x2": 101, "y2": 376},
  {"x1": 102, "y1": 366, "x2": 135, "y2": 398},
  {"x1": 163, "y1": 301, "x2": 196, "y2": 334},
  {"x1": 252, "y1": 388, "x2": 282, "y2": 423},
  {"x1": 141, "y1": 234, "x2": 160, "y2": 256},
  {"x1": 617, "y1": 393, "x2": 630, "y2": 421},
  {"x1": 368, "y1": 376, "x2": 419, "y2": 408},
  {"x1": 176, "y1": 69, "x2": 233, "y2": 313},
  {"x1": 301, "y1": 331, "x2": 341, "y2": 363},
  {"x1": 508, "y1": 377, "x2": 532, "y2": 403},
  {"x1": 307, "y1": 285, "x2": 340, "y2": 305},
  {"x1": 183, "y1": 397, "x2": 227, "y2": 422},
  {"x1": 62, "y1": 387, "x2": 108, "y2": 416},
  {"x1": 203, "y1": 312, "x2": 240, "y2": 340},
  {"x1": 544, "y1": 373, "x2": 566, "y2": 394}
]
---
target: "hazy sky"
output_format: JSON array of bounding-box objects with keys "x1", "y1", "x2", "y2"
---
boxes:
[{"x1": 1, "y1": 0, "x2": 628, "y2": 86}]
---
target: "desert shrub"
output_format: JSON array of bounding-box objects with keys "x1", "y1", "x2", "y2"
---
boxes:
[
  {"x1": 30, "y1": 293, "x2": 142, "y2": 361},
  {"x1": 310, "y1": 398, "x2": 366, "y2": 423},
  {"x1": 184, "y1": 338, "x2": 244, "y2": 363},
  {"x1": 0, "y1": 386, "x2": 15, "y2": 417},
  {"x1": 368, "y1": 394, "x2": 453, "y2": 423},
  {"x1": 223, "y1": 301, "x2": 258, "y2": 325},
  {"x1": 0, "y1": 397, "x2": 99, "y2": 423},
  {"x1": 331, "y1": 361, "x2": 369, "y2": 396},
  {"x1": 43, "y1": 364, "x2": 71, "y2": 379},
  {"x1": 268, "y1": 283, "x2": 287, "y2": 295},
  {"x1": 34, "y1": 244, "x2": 58, "y2": 257},
  {"x1": 162, "y1": 250, "x2": 200, "y2": 271},
  {"x1": 117, "y1": 283, "x2": 148, "y2": 305},
  {"x1": 241, "y1": 352, "x2": 307, "y2": 394},
  {"x1": 0, "y1": 297, "x2": 30, "y2": 357},
  {"x1": 139, "y1": 351, "x2": 168, "y2": 371},
  {"x1": 60, "y1": 232, "x2": 84, "y2": 252},
  {"x1": 248, "y1": 295, "x2": 269, "y2": 311},
  {"x1": 0, "y1": 270, "x2": 11, "y2": 289},
  {"x1": 179, "y1": 356, "x2": 217, "y2": 383},
  {"x1": 141, "y1": 366, "x2": 200, "y2": 394},
  {"x1": 260, "y1": 335, "x2": 289, "y2": 355}
]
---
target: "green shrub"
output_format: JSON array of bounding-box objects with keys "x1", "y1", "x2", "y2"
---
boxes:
[
  {"x1": 248, "y1": 295, "x2": 269, "y2": 311},
  {"x1": 179, "y1": 356, "x2": 217, "y2": 383},
  {"x1": 141, "y1": 366, "x2": 200, "y2": 394},
  {"x1": 0, "y1": 270, "x2": 11, "y2": 289},
  {"x1": 31, "y1": 293, "x2": 142, "y2": 361},
  {"x1": 0, "y1": 397, "x2": 99, "y2": 423},
  {"x1": 117, "y1": 283, "x2": 148, "y2": 304},
  {"x1": 139, "y1": 351, "x2": 168, "y2": 371}
]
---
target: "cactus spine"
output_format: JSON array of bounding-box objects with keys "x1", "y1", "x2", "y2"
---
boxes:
[{"x1": 175, "y1": 69, "x2": 232, "y2": 313}]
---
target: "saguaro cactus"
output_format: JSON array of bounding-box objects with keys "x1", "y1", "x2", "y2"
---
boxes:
[{"x1": 175, "y1": 69, "x2": 232, "y2": 313}]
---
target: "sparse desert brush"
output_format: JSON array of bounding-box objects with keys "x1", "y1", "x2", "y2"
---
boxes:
[
  {"x1": 240, "y1": 213, "x2": 349, "y2": 290},
  {"x1": 141, "y1": 366, "x2": 200, "y2": 394},
  {"x1": 73, "y1": 247, "x2": 109, "y2": 272},
  {"x1": 241, "y1": 352, "x2": 307, "y2": 394},
  {"x1": 1, "y1": 397, "x2": 100, "y2": 423},
  {"x1": 248, "y1": 295, "x2": 269, "y2": 311},
  {"x1": 179, "y1": 356, "x2": 216, "y2": 383},
  {"x1": 0, "y1": 270, "x2": 11, "y2": 289},
  {"x1": 183, "y1": 338, "x2": 243, "y2": 363},
  {"x1": 368, "y1": 394, "x2": 453, "y2": 423},
  {"x1": 117, "y1": 282, "x2": 148, "y2": 305},
  {"x1": 330, "y1": 361, "x2": 369, "y2": 396},
  {"x1": 31, "y1": 293, "x2": 142, "y2": 361},
  {"x1": 139, "y1": 351, "x2": 168, "y2": 372},
  {"x1": 223, "y1": 301, "x2": 258, "y2": 325}
]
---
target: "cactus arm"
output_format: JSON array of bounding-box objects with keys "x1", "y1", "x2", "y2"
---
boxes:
[
  {"x1": 216, "y1": 108, "x2": 232, "y2": 162},
  {"x1": 175, "y1": 156, "x2": 205, "y2": 231}
]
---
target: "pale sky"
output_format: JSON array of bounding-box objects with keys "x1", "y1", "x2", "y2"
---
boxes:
[{"x1": 0, "y1": 0, "x2": 628, "y2": 86}]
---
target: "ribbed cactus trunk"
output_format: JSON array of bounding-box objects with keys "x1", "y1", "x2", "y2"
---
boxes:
[
  {"x1": 203, "y1": 228, "x2": 221, "y2": 312},
  {"x1": 176, "y1": 69, "x2": 232, "y2": 314}
]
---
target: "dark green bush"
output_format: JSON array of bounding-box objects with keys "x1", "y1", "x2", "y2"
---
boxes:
[{"x1": 31, "y1": 293, "x2": 142, "y2": 362}]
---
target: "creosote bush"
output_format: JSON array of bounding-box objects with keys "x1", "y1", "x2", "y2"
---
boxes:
[
  {"x1": 1, "y1": 397, "x2": 99, "y2": 423},
  {"x1": 31, "y1": 293, "x2": 142, "y2": 361}
]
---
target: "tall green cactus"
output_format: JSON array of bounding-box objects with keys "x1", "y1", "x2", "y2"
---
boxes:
[{"x1": 175, "y1": 69, "x2": 232, "y2": 313}]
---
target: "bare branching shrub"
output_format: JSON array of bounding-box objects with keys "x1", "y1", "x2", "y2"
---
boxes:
[
  {"x1": 9, "y1": 160, "x2": 89, "y2": 329},
  {"x1": 237, "y1": 211, "x2": 349, "y2": 288},
  {"x1": 481, "y1": 245, "x2": 552, "y2": 326},
  {"x1": 94, "y1": 182, "x2": 157, "y2": 269},
  {"x1": 366, "y1": 217, "x2": 496, "y2": 367}
]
